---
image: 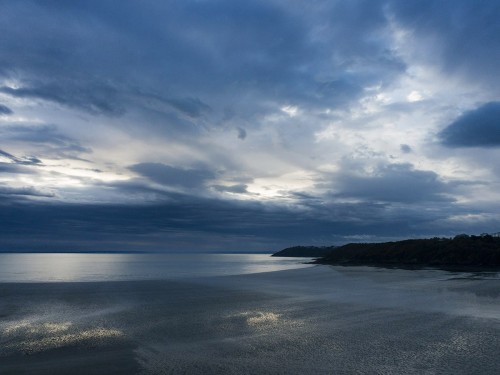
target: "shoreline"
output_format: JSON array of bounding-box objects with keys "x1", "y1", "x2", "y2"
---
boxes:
[{"x1": 312, "y1": 259, "x2": 500, "y2": 273}]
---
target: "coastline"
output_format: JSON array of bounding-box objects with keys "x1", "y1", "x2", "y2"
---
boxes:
[
  {"x1": 275, "y1": 236, "x2": 500, "y2": 271},
  {"x1": 312, "y1": 259, "x2": 500, "y2": 273}
]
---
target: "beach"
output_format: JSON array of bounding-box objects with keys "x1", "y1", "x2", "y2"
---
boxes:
[{"x1": 1, "y1": 265, "x2": 499, "y2": 374}]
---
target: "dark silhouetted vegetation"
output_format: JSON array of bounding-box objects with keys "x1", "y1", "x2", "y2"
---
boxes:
[
  {"x1": 313, "y1": 234, "x2": 500, "y2": 270},
  {"x1": 272, "y1": 246, "x2": 336, "y2": 257}
]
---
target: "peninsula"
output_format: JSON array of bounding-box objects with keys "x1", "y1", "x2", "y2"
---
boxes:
[{"x1": 274, "y1": 234, "x2": 500, "y2": 270}]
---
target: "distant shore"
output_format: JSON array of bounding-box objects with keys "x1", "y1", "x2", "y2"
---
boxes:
[
  {"x1": 271, "y1": 246, "x2": 335, "y2": 257},
  {"x1": 274, "y1": 235, "x2": 500, "y2": 271}
]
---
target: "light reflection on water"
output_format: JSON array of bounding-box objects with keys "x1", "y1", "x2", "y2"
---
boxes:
[
  {"x1": 2, "y1": 320, "x2": 124, "y2": 354},
  {"x1": 0, "y1": 253, "x2": 313, "y2": 282},
  {"x1": 233, "y1": 311, "x2": 283, "y2": 328}
]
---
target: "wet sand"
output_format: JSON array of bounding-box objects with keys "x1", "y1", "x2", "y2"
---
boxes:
[{"x1": 1, "y1": 266, "x2": 499, "y2": 374}]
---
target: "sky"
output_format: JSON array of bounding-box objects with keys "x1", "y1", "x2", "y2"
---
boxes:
[{"x1": 1, "y1": 0, "x2": 500, "y2": 252}]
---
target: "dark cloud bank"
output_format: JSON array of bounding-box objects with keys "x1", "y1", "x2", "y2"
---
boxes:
[
  {"x1": 0, "y1": 198, "x2": 473, "y2": 253},
  {"x1": 0, "y1": 173, "x2": 494, "y2": 252}
]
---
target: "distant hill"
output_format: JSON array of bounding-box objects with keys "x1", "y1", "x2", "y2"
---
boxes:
[
  {"x1": 272, "y1": 246, "x2": 336, "y2": 257},
  {"x1": 315, "y1": 235, "x2": 500, "y2": 270}
]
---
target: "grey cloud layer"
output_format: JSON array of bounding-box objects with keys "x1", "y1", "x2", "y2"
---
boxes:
[
  {"x1": 0, "y1": 0, "x2": 405, "y2": 124},
  {"x1": 1, "y1": 0, "x2": 498, "y2": 116},
  {"x1": 332, "y1": 163, "x2": 452, "y2": 204},
  {"x1": 0, "y1": 195, "x2": 491, "y2": 252},
  {"x1": 0, "y1": 124, "x2": 91, "y2": 160},
  {"x1": 389, "y1": 0, "x2": 500, "y2": 88},
  {"x1": 0, "y1": 185, "x2": 53, "y2": 199},
  {"x1": 130, "y1": 163, "x2": 216, "y2": 190}
]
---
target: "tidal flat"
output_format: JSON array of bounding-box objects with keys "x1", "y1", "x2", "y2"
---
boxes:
[{"x1": 1, "y1": 266, "x2": 499, "y2": 374}]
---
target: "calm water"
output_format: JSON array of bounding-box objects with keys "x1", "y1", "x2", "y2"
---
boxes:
[
  {"x1": 1, "y1": 256, "x2": 499, "y2": 374},
  {"x1": 0, "y1": 253, "x2": 313, "y2": 282}
]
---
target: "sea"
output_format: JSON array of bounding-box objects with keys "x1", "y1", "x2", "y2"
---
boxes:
[
  {"x1": 1, "y1": 253, "x2": 500, "y2": 373},
  {"x1": 0, "y1": 253, "x2": 313, "y2": 282}
]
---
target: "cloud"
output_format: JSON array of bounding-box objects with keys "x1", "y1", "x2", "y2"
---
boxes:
[
  {"x1": 388, "y1": 0, "x2": 500, "y2": 88},
  {"x1": 1, "y1": 189, "x2": 497, "y2": 252},
  {"x1": 0, "y1": 148, "x2": 18, "y2": 161},
  {"x1": 0, "y1": 84, "x2": 124, "y2": 116},
  {"x1": 0, "y1": 185, "x2": 53, "y2": 198},
  {"x1": 3, "y1": 124, "x2": 73, "y2": 145},
  {"x1": 0, "y1": 1, "x2": 499, "y2": 251},
  {"x1": 0, "y1": 0, "x2": 405, "y2": 125},
  {"x1": 400, "y1": 144, "x2": 412, "y2": 153},
  {"x1": 162, "y1": 96, "x2": 211, "y2": 118},
  {"x1": 0, "y1": 103, "x2": 13, "y2": 115},
  {"x1": 237, "y1": 127, "x2": 247, "y2": 140},
  {"x1": 0, "y1": 163, "x2": 29, "y2": 174},
  {"x1": 0, "y1": 124, "x2": 91, "y2": 159},
  {"x1": 129, "y1": 163, "x2": 216, "y2": 189},
  {"x1": 0, "y1": 148, "x2": 42, "y2": 165},
  {"x1": 212, "y1": 184, "x2": 248, "y2": 194},
  {"x1": 332, "y1": 163, "x2": 452, "y2": 204},
  {"x1": 438, "y1": 102, "x2": 500, "y2": 147},
  {"x1": 0, "y1": 197, "x2": 430, "y2": 252}
]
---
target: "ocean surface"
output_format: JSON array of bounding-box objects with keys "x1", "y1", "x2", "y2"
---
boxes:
[
  {"x1": 0, "y1": 253, "x2": 313, "y2": 282},
  {"x1": 1, "y1": 254, "x2": 499, "y2": 374}
]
